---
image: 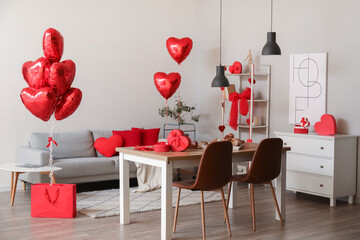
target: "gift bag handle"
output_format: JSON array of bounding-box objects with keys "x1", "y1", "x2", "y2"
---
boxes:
[{"x1": 44, "y1": 188, "x2": 60, "y2": 204}]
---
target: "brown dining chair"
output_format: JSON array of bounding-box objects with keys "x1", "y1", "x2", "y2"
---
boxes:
[
  {"x1": 172, "y1": 141, "x2": 233, "y2": 240},
  {"x1": 226, "y1": 138, "x2": 284, "y2": 231}
]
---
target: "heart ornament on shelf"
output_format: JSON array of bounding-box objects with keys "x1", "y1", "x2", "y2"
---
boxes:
[
  {"x1": 229, "y1": 61, "x2": 242, "y2": 74},
  {"x1": 314, "y1": 114, "x2": 337, "y2": 135},
  {"x1": 167, "y1": 129, "x2": 191, "y2": 152},
  {"x1": 218, "y1": 125, "x2": 225, "y2": 132},
  {"x1": 154, "y1": 72, "x2": 181, "y2": 100}
]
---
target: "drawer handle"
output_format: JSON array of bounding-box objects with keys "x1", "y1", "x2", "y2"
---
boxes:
[
  {"x1": 320, "y1": 147, "x2": 324, "y2": 150},
  {"x1": 320, "y1": 165, "x2": 324, "y2": 169},
  {"x1": 284, "y1": 143, "x2": 287, "y2": 146},
  {"x1": 320, "y1": 184, "x2": 324, "y2": 187}
]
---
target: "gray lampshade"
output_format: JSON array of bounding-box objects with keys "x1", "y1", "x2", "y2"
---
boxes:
[
  {"x1": 262, "y1": 32, "x2": 281, "y2": 55},
  {"x1": 211, "y1": 65, "x2": 229, "y2": 87}
]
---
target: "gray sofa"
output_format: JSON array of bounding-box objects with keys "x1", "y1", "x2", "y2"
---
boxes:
[{"x1": 16, "y1": 130, "x2": 137, "y2": 184}]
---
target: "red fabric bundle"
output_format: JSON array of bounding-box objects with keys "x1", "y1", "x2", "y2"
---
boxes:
[
  {"x1": 167, "y1": 129, "x2": 191, "y2": 152},
  {"x1": 228, "y1": 88, "x2": 251, "y2": 130},
  {"x1": 31, "y1": 183, "x2": 76, "y2": 218}
]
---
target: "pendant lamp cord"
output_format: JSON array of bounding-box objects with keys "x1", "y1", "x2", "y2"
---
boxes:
[
  {"x1": 220, "y1": 0, "x2": 222, "y2": 65},
  {"x1": 270, "y1": 0, "x2": 273, "y2": 32}
]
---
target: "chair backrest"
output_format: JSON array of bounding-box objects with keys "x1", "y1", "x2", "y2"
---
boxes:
[
  {"x1": 192, "y1": 141, "x2": 233, "y2": 191},
  {"x1": 245, "y1": 138, "x2": 283, "y2": 184}
]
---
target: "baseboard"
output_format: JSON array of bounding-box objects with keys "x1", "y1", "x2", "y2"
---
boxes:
[{"x1": 0, "y1": 183, "x2": 22, "y2": 192}]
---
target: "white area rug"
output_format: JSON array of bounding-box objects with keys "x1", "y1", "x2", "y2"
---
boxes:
[{"x1": 77, "y1": 187, "x2": 224, "y2": 218}]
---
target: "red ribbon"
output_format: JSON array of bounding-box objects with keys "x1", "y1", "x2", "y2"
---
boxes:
[
  {"x1": 134, "y1": 146, "x2": 154, "y2": 151},
  {"x1": 46, "y1": 137, "x2": 58, "y2": 148},
  {"x1": 228, "y1": 88, "x2": 251, "y2": 130}
]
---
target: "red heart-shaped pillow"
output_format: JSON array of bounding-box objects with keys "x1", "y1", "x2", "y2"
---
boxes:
[
  {"x1": 20, "y1": 87, "x2": 56, "y2": 121},
  {"x1": 48, "y1": 60, "x2": 76, "y2": 98},
  {"x1": 55, "y1": 88, "x2": 82, "y2": 120},
  {"x1": 229, "y1": 61, "x2": 242, "y2": 74},
  {"x1": 94, "y1": 135, "x2": 124, "y2": 157},
  {"x1": 22, "y1": 57, "x2": 52, "y2": 89},
  {"x1": 154, "y1": 72, "x2": 181, "y2": 100},
  {"x1": 166, "y1": 37, "x2": 193, "y2": 65},
  {"x1": 167, "y1": 129, "x2": 191, "y2": 152},
  {"x1": 314, "y1": 114, "x2": 337, "y2": 135}
]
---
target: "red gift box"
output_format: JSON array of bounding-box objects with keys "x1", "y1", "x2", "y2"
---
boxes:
[
  {"x1": 31, "y1": 183, "x2": 76, "y2": 218},
  {"x1": 294, "y1": 125, "x2": 309, "y2": 134},
  {"x1": 154, "y1": 142, "x2": 170, "y2": 152}
]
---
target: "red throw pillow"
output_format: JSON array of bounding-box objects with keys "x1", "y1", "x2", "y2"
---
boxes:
[
  {"x1": 132, "y1": 127, "x2": 160, "y2": 146},
  {"x1": 113, "y1": 129, "x2": 142, "y2": 147},
  {"x1": 94, "y1": 135, "x2": 124, "y2": 157}
]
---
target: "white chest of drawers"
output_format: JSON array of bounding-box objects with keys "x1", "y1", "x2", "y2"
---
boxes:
[{"x1": 274, "y1": 132, "x2": 357, "y2": 207}]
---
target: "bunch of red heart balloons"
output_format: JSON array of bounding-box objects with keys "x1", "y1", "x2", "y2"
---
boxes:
[
  {"x1": 154, "y1": 37, "x2": 193, "y2": 100},
  {"x1": 20, "y1": 28, "x2": 82, "y2": 122}
]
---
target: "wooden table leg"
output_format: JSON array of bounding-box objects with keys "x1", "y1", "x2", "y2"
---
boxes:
[
  {"x1": 22, "y1": 181, "x2": 26, "y2": 190},
  {"x1": 52, "y1": 174, "x2": 56, "y2": 184},
  {"x1": 10, "y1": 172, "x2": 14, "y2": 199},
  {"x1": 10, "y1": 172, "x2": 20, "y2": 206}
]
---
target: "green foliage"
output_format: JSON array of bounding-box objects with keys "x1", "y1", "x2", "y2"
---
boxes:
[{"x1": 158, "y1": 97, "x2": 200, "y2": 125}]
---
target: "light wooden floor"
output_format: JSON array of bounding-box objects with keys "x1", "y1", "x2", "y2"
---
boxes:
[{"x1": 0, "y1": 184, "x2": 360, "y2": 240}]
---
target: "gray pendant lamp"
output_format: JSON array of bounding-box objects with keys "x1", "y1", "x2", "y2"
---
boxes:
[
  {"x1": 211, "y1": 0, "x2": 229, "y2": 87},
  {"x1": 262, "y1": 0, "x2": 281, "y2": 55}
]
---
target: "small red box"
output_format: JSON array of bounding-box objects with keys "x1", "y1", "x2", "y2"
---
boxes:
[
  {"x1": 154, "y1": 142, "x2": 170, "y2": 152},
  {"x1": 31, "y1": 183, "x2": 76, "y2": 218},
  {"x1": 294, "y1": 125, "x2": 308, "y2": 134}
]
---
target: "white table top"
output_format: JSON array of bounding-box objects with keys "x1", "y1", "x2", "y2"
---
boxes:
[{"x1": 0, "y1": 164, "x2": 62, "y2": 173}]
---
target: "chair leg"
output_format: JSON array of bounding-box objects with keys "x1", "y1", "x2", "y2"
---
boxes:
[
  {"x1": 173, "y1": 187, "x2": 181, "y2": 233},
  {"x1": 250, "y1": 183, "x2": 256, "y2": 231},
  {"x1": 225, "y1": 181, "x2": 232, "y2": 212},
  {"x1": 220, "y1": 187, "x2": 232, "y2": 236},
  {"x1": 269, "y1": 181, "x2": 284, "y2": 226},
  {"x1": 200, "y1": 190, "x2": 206, "y2": 240}
]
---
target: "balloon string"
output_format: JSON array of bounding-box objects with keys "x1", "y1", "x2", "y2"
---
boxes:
[
  {"x1": 47, "y1": 114, "x2": 56, "y2": 186},
  {"x1": 166, "y1": 99, "x2": 168, "y2": 122},
  {"x1": 177, "y1": 90, "x2": 181, "y2": 126}
]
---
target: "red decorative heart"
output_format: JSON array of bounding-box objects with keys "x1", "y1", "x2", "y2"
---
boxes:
[
  {"x1": 94, "y1": 135, "x2": 124, "y2": 157},
  {"x1": 55, "y1": 88, "x2": 82, "y2": 120},
  {"x1": 20, "y1": 87, "x2": 56, "y2": 121},
  {"x1": 22, "y1": 57, "x2": 51, "y2": 89},
  {"x1": 48, "y1": 60, "x2": 76, "y2": 98},
  {"x1": 43, "y1": 28, "x2": 64, "y2": 62},
  {"x1": 218, "y1": 125, "x2": 225, "y2": 132},
  {"x1": 166, "y1": 37, "x2": 193, "y2": 65},
  {"x1": 248, "y1": 77, "x2": 256, "y2": 84},
  {"x1": 154, "y1": 72, "x2": 181, "y2": 100},
  {"x1": 314, "y1": 114, "x2": 337, "y2": 135},
  {"x1": 229, "y1": 61, "x2": 242, "y2": 74},
  {"x1": 167, "y1": 129, "x2": 191, "y2": 152}
]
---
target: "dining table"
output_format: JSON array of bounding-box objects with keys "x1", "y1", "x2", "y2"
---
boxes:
[{"x1": 117, "y1": 142, "x2": 291, "y2": 240}]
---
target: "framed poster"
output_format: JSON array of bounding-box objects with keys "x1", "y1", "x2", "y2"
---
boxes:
[{"x1": 289, "y1": 53, "x2": 327, "y2": 125}]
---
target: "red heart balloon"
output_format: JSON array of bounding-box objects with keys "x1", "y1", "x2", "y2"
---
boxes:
[
  {"x1": 314, "y1": 114, "x2": 337, "y2": 135},
  {"x1": 43, "y1": 28, "x2": 64, "y2": 62},
  {"x1": 166, "y1": 37, "x2": 193, "y2": 65},
  {"x1": 229, "y1": 61, "x2": 242, "y2": 74},
  {"x1": 94, "y1": 135, "x2": 124, "y2": 157},
  {"x1": 22, "y1": 57, "x2": 51, "y2": 89},
  {"x1": 55, "y1": 88, "x2": 82, "y2": 120},
  {"x1": 167, "y1": 129, "x2": 191, "y2": 152},
  {"x1": 48, "y1": 60, "x2": 76, "y2": 98},
  {"x1": 20, "y1": 87, "x2": 56, "y2": 121},
  {"x1": 154, "y1": 72, "x2": 181, "y2": 100}
]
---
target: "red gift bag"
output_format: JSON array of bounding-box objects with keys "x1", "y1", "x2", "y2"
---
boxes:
[{"x1": 31, "y1": 183, "x2": 76, "y2": 218}]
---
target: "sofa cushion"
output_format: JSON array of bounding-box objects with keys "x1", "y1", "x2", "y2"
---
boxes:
[
  {"x1": 92, "y1": 130, "x2": 113, "y2": 157},
  {"x1": 132, "y1": 127, "x2": 160, "y2": 146},
  {"x1": 94, "y1": 135, "x2": 124, "y2": 157},
  {"x1": 53, "y1": 157, "x2": 116, "y2": 178},
  {"x1": 30, "y1": 130, "x2": 96, "y2": 159},
  {"x1": 113, "y1": 129, "x2": 141, "y2": 147}
]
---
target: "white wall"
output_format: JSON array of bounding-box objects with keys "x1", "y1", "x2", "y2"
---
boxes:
[
  {"x1": 196, "y1": 0, "x2": 360, "y2": 202},
  {"x1": 1, "y1": 0, "x2": 360, "y2": 201},
  {"x1": 0, "y1": 0, "x2": 197, "y2": 188}
]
